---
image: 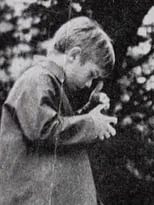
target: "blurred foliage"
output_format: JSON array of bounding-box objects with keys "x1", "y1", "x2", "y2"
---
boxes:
[{"x1": 0, "y1": 0, "x2": 154, "y2": 204}]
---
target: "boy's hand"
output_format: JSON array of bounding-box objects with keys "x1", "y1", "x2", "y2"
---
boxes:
[
  {"x1": 91, "y1": 92, "x2": 110, "y2": 111},
  {"x1": 88, "y1": 104, "x2": 117, "y2": 140}
]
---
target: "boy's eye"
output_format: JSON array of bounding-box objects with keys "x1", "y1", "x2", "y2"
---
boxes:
[
  {"x1": 93, "y1": 71, "x2": 100, "y2": 79},
  {"x1": 91, "y1": 70, "x2": 97, "y2": 77},
  {"x1": 88, "y1": 71, "x2": 94, "y2": 79}
]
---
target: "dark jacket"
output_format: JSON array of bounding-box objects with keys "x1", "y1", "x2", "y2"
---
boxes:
[{"x1": 0, "y1": 60, "x2": 97, "y2": 205}]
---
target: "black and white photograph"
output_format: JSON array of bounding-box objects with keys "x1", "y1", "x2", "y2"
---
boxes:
[{"x1": 0, "y1": 0, "x2": 153, "y2": 204}]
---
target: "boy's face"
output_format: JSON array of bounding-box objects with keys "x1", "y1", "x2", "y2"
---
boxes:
[{"x1": 65, "y1": 57, "x2": 104, "y2": 92}]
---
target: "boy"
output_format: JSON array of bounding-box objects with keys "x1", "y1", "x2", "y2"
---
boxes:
[{"x1": 0, "y1": 16, "x2": 117, "y2": 205}]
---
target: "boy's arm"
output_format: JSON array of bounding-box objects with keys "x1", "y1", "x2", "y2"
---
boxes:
[{"x1": 5, "y1": 72, "x2": 97, "y2": 146}]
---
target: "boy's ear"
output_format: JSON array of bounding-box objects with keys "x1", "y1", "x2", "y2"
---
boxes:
[{"x1": 67, "y1": 47, "x2": 81, "y2": 62}]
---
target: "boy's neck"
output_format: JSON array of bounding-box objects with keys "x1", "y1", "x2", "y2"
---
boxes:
[{"x1": 47, "y1": 51, "x2": 67, "y2": 70}]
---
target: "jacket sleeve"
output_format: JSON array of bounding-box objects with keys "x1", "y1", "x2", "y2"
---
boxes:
[{"x1": 5, "y1": 71, "x2": 97, "y2": 146}]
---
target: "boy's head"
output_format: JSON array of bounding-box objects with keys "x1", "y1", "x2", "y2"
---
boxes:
[
  {"x1": 47, "y1": 16, "x2": 115, "y2": 92},
  {"x1": 48, "y1": 16, "x2": 115, "y2": 77}
]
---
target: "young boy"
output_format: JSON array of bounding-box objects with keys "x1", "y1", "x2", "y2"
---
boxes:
[{"x1": 0, "y1": 16, "x2": 117, "y2": 205}]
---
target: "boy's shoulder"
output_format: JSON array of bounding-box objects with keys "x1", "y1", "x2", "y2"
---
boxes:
[
  {"x1": 14, "y1": 60, "x2": 58, "y2": 87},
  {"x1": 5, "y1": 60, "x2": 62, "y2": 105}
]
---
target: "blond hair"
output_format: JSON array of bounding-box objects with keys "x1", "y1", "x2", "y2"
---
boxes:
[{"x1": 49, "y1": 16, "x2": 115, "y2": 76}]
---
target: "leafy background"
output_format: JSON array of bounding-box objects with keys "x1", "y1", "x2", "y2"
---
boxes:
[{"x1": 0, "y1": 0, "x2": 154, "y2": 204}]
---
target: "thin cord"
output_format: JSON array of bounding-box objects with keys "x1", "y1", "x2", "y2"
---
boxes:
[
  {"x1": 49, "y1": 1, "x2": 72, "y2": 204},
  {"x1": 49, "y1": 78, "x2": 65, "y2": 205},
  {"x1": 68, "y1": 0, "x2": 72, "y2": 20}
]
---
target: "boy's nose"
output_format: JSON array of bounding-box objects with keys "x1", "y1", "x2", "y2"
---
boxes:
[{"x1": 85, "y1": 80, "x2": 92, "y2": 88}]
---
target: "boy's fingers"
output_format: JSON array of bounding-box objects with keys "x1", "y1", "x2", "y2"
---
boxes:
[
  {"x1": 99, "y1": 93, "x2": 110, "y2": 102},
  {"x1": 107, "y1": 125, "x2": 116, "y2": 136},
  {"x1": 107, "y1": 116, "x2": 118, "y2": 125},
  {"x1": 95, "y1": 104, "x2": 105, "y2": 112},
  {"x1": 104, "y1": 132, "x2": 110, "y2": 139},
  {"x1": 100, "y1": 103, "x2": 110, "y2": 111},
  {"x1": 99, "y1": 135, "x2": 104, "y2": 141}
]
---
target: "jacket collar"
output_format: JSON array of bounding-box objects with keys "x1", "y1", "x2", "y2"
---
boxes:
[{"x1": 39, "y1": 59, "x2": 65, "y2": 84}]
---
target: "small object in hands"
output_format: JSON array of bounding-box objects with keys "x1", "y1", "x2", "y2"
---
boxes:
[
  {"x1": 92, "y1": 92, "x2": 110, "y2": 111},
  {"x1": 89, "y1": 81, "x2": 104, "y2": 103},
  {"x1": 91, "y1": 81, "x2": 110, "y2": 111},
  {"x1": 77, "y1": 81, "x2": 104, "y2": 114},
  {"x1": 77, "y1": 81, "x2": 110, "y2": 114}
]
